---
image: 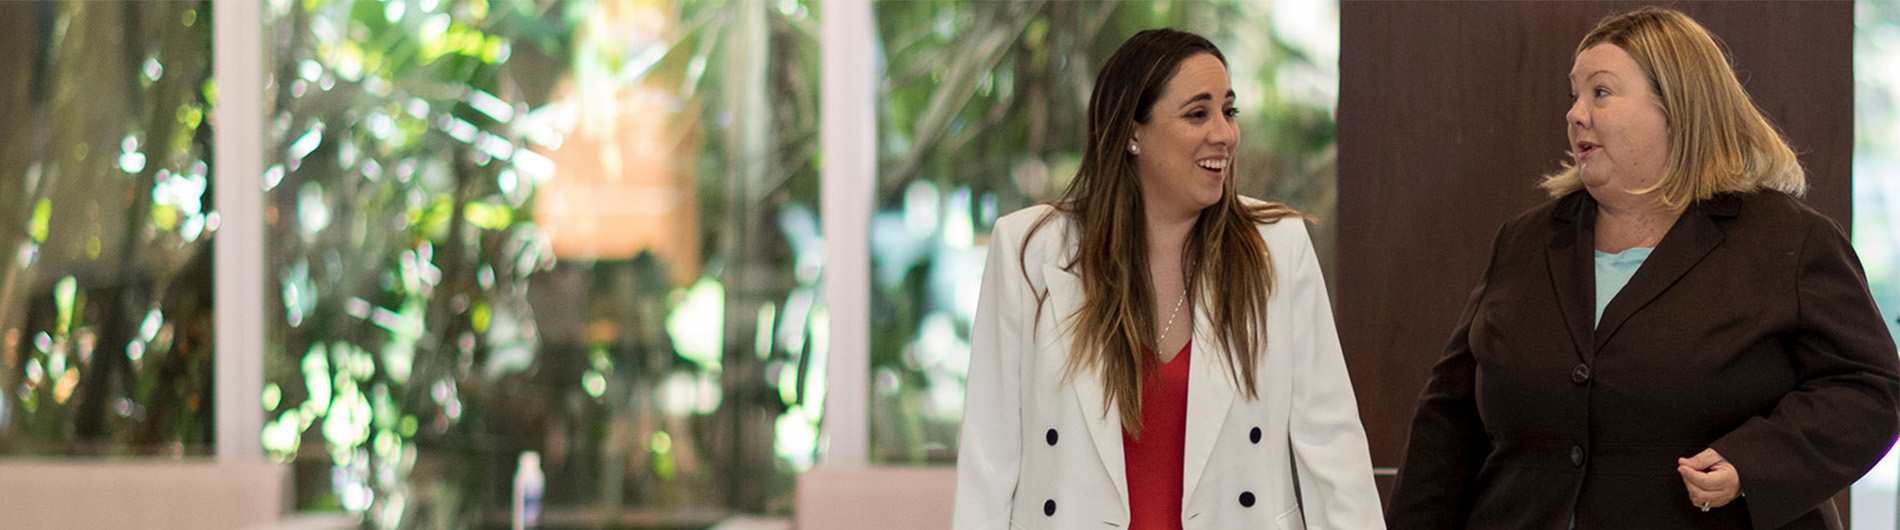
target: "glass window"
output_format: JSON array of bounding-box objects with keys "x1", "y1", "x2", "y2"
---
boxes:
[
  {"x1": 0, "y1": 1, "x2": 217, "y2": 456},
  {"x1": 263, "y1": 0, "x2": 820, "y2": 526},
  {"x1": 1850, "y1": 1, "x2": 1900, "y2": 526},
  {"x1": 868, "y1": 0, "x2": 1341, "y2": 464}
]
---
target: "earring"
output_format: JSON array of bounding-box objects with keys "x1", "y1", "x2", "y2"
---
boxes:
[{"x1": 1127, "y1": 141, "x2": 1139, "y2": 155}]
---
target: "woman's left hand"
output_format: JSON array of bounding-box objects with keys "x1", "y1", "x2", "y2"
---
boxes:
[{"x1": 1678, "y1": 448, "x2": 1743, "y2": 512}]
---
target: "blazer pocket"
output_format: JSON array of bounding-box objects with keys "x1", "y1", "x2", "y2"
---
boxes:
[{"x1": 1275, "y1": 504, "x2": 1305, "y2": 530}]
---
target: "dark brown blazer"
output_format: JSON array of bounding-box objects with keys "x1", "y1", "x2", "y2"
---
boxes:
[{"x1": 1386, "y1": 191, "x2": 1900, "y2": 530}]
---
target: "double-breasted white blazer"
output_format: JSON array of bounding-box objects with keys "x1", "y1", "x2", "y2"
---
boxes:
[{"x1": 953, "y1": 202, "x2": 1385, "y2": 530}]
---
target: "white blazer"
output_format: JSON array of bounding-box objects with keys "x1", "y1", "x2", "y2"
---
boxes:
[{"x1": 953, "y1": 202, "x2": 1385, "y2": 530}]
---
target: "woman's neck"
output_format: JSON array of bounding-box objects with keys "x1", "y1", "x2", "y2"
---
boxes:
[
  {"x1": 1592, "y1": 191, "x2": 1679, "y2": 253},
  {"x1": 1145, "y1": 206, "x2": 1197, "y2": 361},
  {"x1": 1145, "y1": 205, "x2": 1198, "y2": 264}
]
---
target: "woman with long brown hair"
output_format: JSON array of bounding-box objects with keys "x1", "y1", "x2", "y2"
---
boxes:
[{"x1": 953, "y1": 28, "x2": 1383, "y2": 530}]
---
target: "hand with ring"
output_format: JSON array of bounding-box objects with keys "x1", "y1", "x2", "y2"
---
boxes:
[{"x1": 1679, "y1": 448, "x2": 1743, "y2": 513}]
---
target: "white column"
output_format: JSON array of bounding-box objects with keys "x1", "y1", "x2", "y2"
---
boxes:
[
  {"x1": 213, "y1": 0, "x2": 265, "y2": 462},
  {"x1": 820, "y1": 0, "x2": 876, "y2": 466}
]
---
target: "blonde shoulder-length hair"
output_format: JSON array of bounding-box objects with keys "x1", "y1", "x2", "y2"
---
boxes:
[{"x1": 1541, "y1": 6, "x2": 1805, "y2": 207}]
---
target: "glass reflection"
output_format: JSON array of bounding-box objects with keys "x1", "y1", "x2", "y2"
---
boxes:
[
  {"x1": 1849, "y1": 1, "x2": 1900, "y2": 526},
  {"x1": 0, "y1": 0, "x2": 217, "y2": 457},
  {"x1": 266, "y1": 0, "x2": 819, "y2": 527}
]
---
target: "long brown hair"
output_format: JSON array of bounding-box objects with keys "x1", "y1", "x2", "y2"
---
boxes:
[
  {"x1": 1541, "y1": 6, "x2": 1805, "y2": 207},
  {"x1": 1022, "y1": 28, "x2": 1299, "y2": 436}
]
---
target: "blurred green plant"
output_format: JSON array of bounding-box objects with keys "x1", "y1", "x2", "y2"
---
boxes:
[
  {"x1": 266, "y1": 0, "x2": 819, "y2": 527},
  {"x1": 0, "y1": 0, "x2": 217, "y2": 456}
]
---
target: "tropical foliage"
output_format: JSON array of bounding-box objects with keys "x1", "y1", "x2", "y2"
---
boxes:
[
  {"x1": 263, "y1": 0, "x2": 817, "y2": 526},
  {"x1": 0, "y1": 0, "x2": 217, "y2": 456}
]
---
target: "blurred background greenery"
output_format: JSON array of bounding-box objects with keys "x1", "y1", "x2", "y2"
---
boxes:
[
  {"x1": 1, "y1": 1, "x2": 1896, "y2": 529},
  {"x1": 1850, "y1": 2, "x2": 1900, "y2": 525},
  {"x1": 259, "y1": 0, "x2": 822, "y2": 526},
  {"x1": 0, "y1": 0, "x2": 218, "y2": 457}
]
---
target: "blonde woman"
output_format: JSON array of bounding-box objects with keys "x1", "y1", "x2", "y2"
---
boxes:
[
  {"x1": 1388, "y1": 7, "x2": 1900, "y2": 529},
  {"x1": 953, "y1": 29, "x2": 1383, "y2": 530}
]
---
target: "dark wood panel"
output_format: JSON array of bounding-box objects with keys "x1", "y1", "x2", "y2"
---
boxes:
[{"x1": 1337, "y1": 0, "x2": 1854, "y2": 512}]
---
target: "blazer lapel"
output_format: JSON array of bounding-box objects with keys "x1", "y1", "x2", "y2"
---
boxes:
[
  {"x1": 1594, "y1": 195, "x2": 1736, "y2": 350},
  {"x1": 1546, "y1": 193, "x2": 1597, "y2": 362},
  {"x1": 1180, "y1": 301, "x2": 1234, "y2": 509},
  {"x1": 1041, "y1": 263, "x2": 1129, "y2": 510}
]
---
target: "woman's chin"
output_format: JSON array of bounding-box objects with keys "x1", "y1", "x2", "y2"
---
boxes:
[
  {"x1": 1192, "y1": 192, "x2": 1223, "y2": 211},
  {"x1": 1579, "y1": 171, "x2": 1615, "y2": 193}
]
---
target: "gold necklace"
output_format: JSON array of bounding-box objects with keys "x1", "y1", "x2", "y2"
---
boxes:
[{"x1": 1157, "y1": 289, "x2": 1187, "y2": 350}]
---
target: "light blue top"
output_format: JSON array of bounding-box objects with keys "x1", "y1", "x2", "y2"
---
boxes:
[
  {"x1": 1574, "y1": 246, "x2": 1654, "y2": 528},
  {"x1": 1594, "y1": 247, "x2": 1655, "y2": 326}
]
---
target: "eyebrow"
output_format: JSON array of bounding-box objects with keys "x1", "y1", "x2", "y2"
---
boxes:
[
  {"x1": 1178, "y1": 90, "x2": 1237, "y2": 110},
  {"x1": 1569, "y1": 69, "x2": 1613, "y2": 83}
]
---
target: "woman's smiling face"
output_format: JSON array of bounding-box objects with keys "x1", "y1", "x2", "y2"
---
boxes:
[{"x1": 1132, "y1": 53, "x2": 1238, "y2": 215}]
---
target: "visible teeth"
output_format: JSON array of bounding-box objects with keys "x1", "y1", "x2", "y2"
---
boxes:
[{"x1": 1196, "y1": 159, "x2": 1227, "y2": 170}]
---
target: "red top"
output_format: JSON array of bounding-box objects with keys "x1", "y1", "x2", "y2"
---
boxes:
[{"x1": 1122, "y1": 341, "x2": 1191, "y2": 530}]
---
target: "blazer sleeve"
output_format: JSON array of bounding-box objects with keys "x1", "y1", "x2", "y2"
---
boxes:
[
  {"x1": 1708, "y1": 215, "x2": 1900, "y2": 530},
  {"x1": 1384, "y1": 226, "x2": 1505, "y2": 530},
  {"x1": 1285, "y1": 222, "x2": 1388, "y2": 529},
  {"x1": 952, "y1": 217, "x2": 1033, "y2": 530}
]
